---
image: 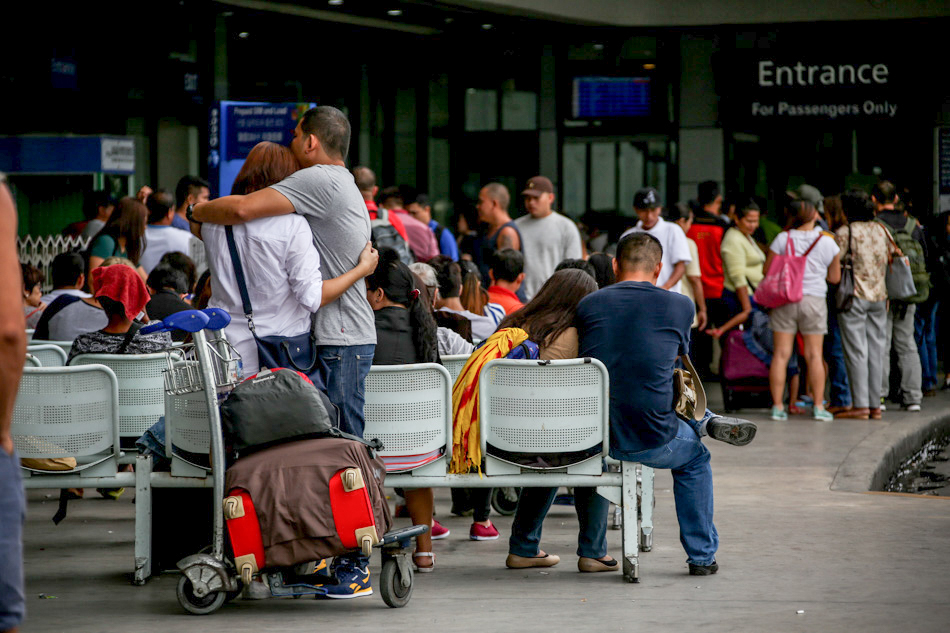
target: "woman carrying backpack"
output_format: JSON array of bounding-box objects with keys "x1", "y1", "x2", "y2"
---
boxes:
[
  {"x1": 765, "y1": 199, "x2": 841, "y2": 422},
  {"x1": 833, "y1": 189, "x2": 896, "y2": 419}
]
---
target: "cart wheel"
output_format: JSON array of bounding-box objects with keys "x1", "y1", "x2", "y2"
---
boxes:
[
  {"x1": 177, "y1": 575, "x2": 227, "y2": 615},
  {"x1": 379, "y1": 558, "x2": 413, "y2": 608},
  {"x1": 490, "y1": 487, "x2": 521, "y2": 516}
]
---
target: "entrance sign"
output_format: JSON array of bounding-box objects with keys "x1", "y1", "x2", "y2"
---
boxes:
[{"x1": 722, "y1": 55, "x2": 908, "y2": 124}]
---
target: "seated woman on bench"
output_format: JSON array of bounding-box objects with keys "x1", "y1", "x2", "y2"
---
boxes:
[{"x1": 365, "y1": 247, "x2": 442, "y2": 572}]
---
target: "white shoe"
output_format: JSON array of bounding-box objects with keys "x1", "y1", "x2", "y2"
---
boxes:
[{"x1": 903, "y1": 403, "x2": 921, "y2": 412}]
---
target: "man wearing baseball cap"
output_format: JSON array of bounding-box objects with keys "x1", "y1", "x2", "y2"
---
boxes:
[
  {"x1": 620, "y1": 187, "x2": 692, "y2": 293},
  {"x1": 514, "y1": 175, "x2": 583, "y2": 300}
]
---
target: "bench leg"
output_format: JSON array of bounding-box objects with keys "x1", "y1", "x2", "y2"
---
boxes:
[
  {"x1": 620, "y1": 461, "x2": 639, "y2": 583},
  {"x1": 133, "y1": 454, "x2": 152, "y2": 585},
  {"x1": 639, "y1": 465, "x2": 654, "y2": 552}
]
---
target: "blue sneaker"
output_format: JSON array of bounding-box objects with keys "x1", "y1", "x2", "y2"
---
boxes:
[
  {"x1": 322, "y1": 556, "x2": 373, "y2": 599},
  {"x1": 770, "y1": 406, "x2": 788, "y2": 421}
]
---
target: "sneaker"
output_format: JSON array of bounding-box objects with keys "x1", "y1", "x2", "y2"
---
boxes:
[
  {"x1": 470, "y1": 521, "x2": 500, "y2": 541},
  {"x1": 770, "y1": 406, "x2": 788, "y2": 421},
  {"x1": 903, "y1": 403, "x2": 921, "y2": 412},
  {"x1": 322, "y1": 558, "x2": 373, "y2": 599},
  {"x1": 242, "y1": 578, "x2": 272, "y2": 600},
  {"x1": 923, "y1": 388, "x2": 937, "y2": 398},
  {"x1": 688, "y1": 561, "x2": 719, "y2": 576},
  {"x1": 812, "y1": 407, "x2": 834, "y2": 422},
  {"x1": 431, "y1": 520, "x2": 450, "y2": 540},
  {"x1": 880, "y1": 399, "x2": 887, "y2": 412},
  {"x1": 96, "y1": 487, "x2": 125, "y2": 500},
  {"x1": 706, "y1": 416, "x2": 757, "y2": 446}
]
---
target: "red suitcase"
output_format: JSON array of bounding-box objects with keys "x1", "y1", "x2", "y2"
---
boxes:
[
  {"x1": 223, "y1": 489, "x2": 266, "y2": 584},
  {"x1": 329, "y1": 467, "x2": 380, "y2": 556}
]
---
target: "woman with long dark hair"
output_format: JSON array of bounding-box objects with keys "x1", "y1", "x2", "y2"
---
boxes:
[
  {"x1": 365, "y1": 247, "x2": 440, "y2": 571},
  {"x1": 495, "y1": 269, "x2": 620, "y2": 571},
  {"x1": 88, "y1": 196, "x2": 148, "y2": 277}
]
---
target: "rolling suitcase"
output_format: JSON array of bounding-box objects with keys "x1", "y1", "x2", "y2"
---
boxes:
[
  {"x1": 223, "y1": 488, "x2": 266, "y2": 584},
  {"x1": 720, "y1": 328, "x2": 771, "y2": 412},
  {"x1": 329, "y1": 467, "x2": 380, "y2": 556}
]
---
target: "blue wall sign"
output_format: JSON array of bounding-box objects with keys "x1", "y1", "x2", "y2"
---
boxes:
[{"x1": 208, "y1": 101, "x2": 315, "y2": 198}]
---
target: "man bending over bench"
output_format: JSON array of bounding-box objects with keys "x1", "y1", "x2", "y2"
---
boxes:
[{"x1": 574, "y1": 232, "x2": 756, "y2": 576}]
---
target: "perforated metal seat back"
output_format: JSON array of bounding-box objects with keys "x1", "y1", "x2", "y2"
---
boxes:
[
  {"x1": 27, "y1": 344, "x2": 67, "y2": 367},
  {"x1": 363, "y1": 363, "x2": 452, "y2": 459},
  {"x1": 165, "y1": 390, "x2": 211, "y2": 455},
  {"x1": 441, "y1": 354, "x2": 469, "y2": 384},
  {"x1": 70, "y1": 354, "x2": 167, "y2": 440},
  {"x1": 480, "y1": 359, "x2": 608, "y2": 455},
  {"x1": 13, "y1": 366, "x2": 118, "y2": 464}
]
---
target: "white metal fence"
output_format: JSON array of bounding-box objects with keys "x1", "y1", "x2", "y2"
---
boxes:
[
  {"x1": 17, "y1": 235, "x2": 90, "y2": 291},
  {"x1": 17, "y1": 234, "x2": 207, "y2": 290}
]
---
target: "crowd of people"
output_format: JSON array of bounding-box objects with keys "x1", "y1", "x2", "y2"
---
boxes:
[{"x1": 5, "y1": 104, "x2": 949, "y2": 622}]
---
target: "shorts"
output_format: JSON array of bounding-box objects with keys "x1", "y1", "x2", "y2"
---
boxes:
[
  {"x1": 769, "y1": 295, "x2": 828, "y2": 335},
  {"x1": 0, "y1": 448, "x2": 26, "y2": 630}
]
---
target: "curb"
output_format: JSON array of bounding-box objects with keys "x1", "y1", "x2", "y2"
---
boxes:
[{"x1": 831, "y1": 406, "x2": 950, "y2": 493}]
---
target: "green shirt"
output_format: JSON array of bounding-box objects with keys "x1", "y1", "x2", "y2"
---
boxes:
[
  {"x1": 89, "y1": 234, "x2": 127, "y2": 260},
  {"x1": 721, "y1": 227, "x2": 765, "y2": 292}
]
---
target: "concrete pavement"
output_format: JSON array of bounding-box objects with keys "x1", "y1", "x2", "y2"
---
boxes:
[{"x1": 18, "y1": 389, "x2": 950, "y2": 633}]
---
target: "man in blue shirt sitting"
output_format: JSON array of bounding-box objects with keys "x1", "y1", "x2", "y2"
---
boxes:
[
  {"x1": 407, "y1": 193, "x2": 459, "y2": 262},
  {"x1": 575, "y1": 232, "x2": 756, "y2": 576}
]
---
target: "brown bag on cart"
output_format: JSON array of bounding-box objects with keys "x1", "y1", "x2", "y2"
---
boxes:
[{"x1": 225, "y1": 437, "x2": 393, "y2": 567}]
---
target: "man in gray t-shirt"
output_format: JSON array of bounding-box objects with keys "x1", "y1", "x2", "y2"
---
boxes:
[
  {"x1": 514, "y1": 175, "x2": 583, "y2": 300},
  {"x1": 192, "y1": 106, "x2": 376, "y2": 446}
]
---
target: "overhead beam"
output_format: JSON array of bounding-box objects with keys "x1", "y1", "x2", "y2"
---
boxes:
[{"x1": 214, "y1": 0, "x2": 441, "y2": 35}]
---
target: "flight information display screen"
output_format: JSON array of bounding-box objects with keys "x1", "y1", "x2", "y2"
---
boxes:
[{"x1": 572, "y1": 76, "x2": 651, "y2": 118}]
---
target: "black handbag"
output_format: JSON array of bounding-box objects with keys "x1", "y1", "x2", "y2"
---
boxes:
[
  {"x1": 835, "y1": 225, "x2": 855, "y2": 313},
  {"x1": 225, "y1": 226, "x2": 319, "y2": 378}
]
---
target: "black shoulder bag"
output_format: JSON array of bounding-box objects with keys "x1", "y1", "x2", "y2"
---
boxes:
[
  {"x1": 225, "y1": 226, "x2": 320, "y2": 379},
  {"x1": 835, "y1": 225, "x2": 855, "y2": 313}
]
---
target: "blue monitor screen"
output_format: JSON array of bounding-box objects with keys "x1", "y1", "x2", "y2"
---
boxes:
[{"x1": 572, "y1": 76, "x2": 651, "y2": 118}]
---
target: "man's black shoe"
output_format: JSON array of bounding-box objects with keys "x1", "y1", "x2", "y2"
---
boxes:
[
  {"x1": 706, "y1": 416, "x2": 756, "y2": 447},
  {"x1": 688, "y1": 561, "x2": 719, "y2": 576}
]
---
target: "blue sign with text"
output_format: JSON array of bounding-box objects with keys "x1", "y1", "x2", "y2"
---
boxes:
[{"x1": 208, "y1": 101, "x2": 315, "y2": 198}]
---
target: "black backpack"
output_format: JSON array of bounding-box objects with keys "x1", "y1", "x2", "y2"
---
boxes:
[{"x1": 370, "y1": 207, "x2": 414, "y2": 266}]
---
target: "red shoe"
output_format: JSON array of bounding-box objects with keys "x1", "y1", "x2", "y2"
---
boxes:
[
  {"x1": 470, "y1": 521, "x2": 499, "y2": 541},
  {"x1": 431, "y1": 520, "x2": 450, "y2": 540},
  {"x1": 788, "y1": 404, "x2": 805, "y2": 415}
]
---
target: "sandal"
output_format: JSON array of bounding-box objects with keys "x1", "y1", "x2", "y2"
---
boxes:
[{"x1": 412, "y1": 551, "x2": 435, "y2": 573}]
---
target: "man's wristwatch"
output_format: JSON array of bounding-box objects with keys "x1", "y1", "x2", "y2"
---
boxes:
[{"x1": 186, "y1": 203, "x2": 201, "y2": 225}]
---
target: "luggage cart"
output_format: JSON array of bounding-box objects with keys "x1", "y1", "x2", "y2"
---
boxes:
[{"x1": 141, "y1": 309, "x2": 426, "y2": 614}]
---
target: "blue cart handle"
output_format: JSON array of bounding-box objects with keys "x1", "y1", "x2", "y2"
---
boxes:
[{"x1": 140, "y1": 308, "x2": 229, "y2": 335}]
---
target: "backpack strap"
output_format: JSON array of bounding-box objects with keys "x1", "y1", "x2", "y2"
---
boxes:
[
  {"x1": 904, "y1": 217, "x2": 917, "y2": 235},
  {"x1": 802, "y1": 232, "x2": 824, "y2": 257},
  {"x1": 116, "y1": 321, "x2": 144, "y2": 354}
]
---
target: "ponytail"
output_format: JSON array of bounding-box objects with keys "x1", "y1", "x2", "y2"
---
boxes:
[{"x1": 408, "y1": 281, "x2": 440, "y2": 364}]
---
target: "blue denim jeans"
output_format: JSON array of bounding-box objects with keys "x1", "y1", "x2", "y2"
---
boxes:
[
  {"x1": 509, "y1": 412, "x2": 718, "y2": 563},
  {"x1": 0, "y1": 449, "x2": 26, "y2": 630},
  {"x1": 914, "y1": 299, "x2": 939, "y2": 391},
  {"x1": 615, "y1": 418, "x2": 717, "y2": 565},
  {"x1": 508, "y1": 485, "x2": 610, "y2": 559},
  {"x1": 316, "y1": 344, "x2": 374, "y2": 438},
  {"x1": 824, "y1": 310, "x2": 852, "y2": 407}
]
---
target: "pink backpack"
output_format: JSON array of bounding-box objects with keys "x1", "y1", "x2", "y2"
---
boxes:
[{"x1": 753, "y1": 232, "x2": 823, "y2": 309}]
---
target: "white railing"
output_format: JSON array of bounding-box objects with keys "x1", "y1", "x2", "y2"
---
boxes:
[{"x1": 17, "y1": 234, "x2": 91, "y2": 291}]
